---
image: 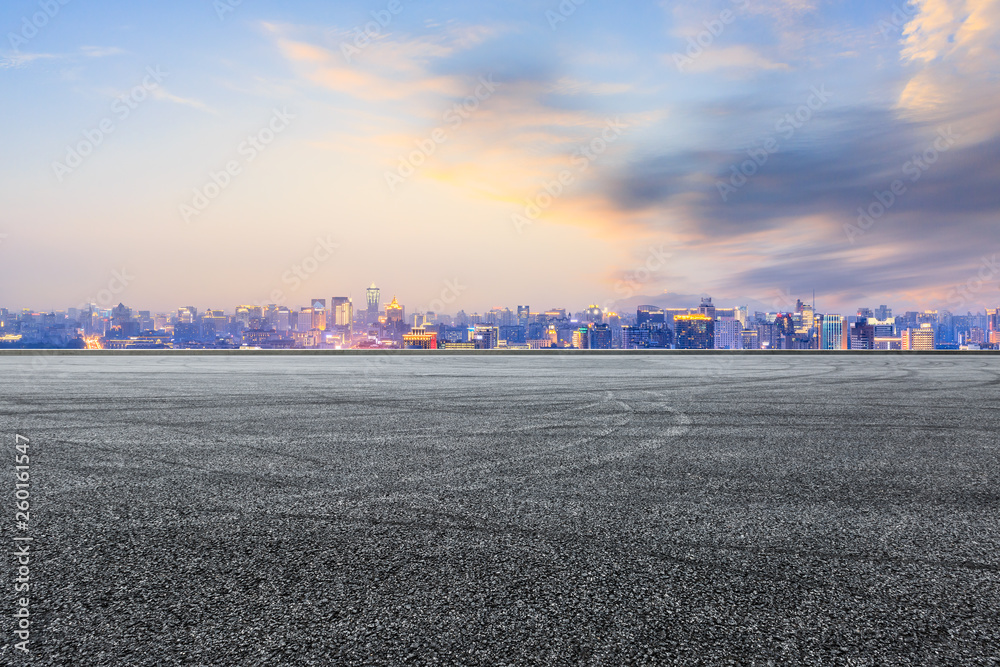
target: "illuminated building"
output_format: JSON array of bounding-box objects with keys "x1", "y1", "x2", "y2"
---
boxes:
[
  {"x1": 472, "y1": 324, "x2": 498, "y2": 349},
  {"x1": 366, "y1": 283, "x2": 380, "y2": 325},
  {"x1": 849, "y1": 320, "x2": 875, "y2": 350},
  {"x1": 874, "y1": 337, "x2": 902, "y2": 350},
  {"x1": 332, "y1": 297, "x2": 352, "y2": 329},
  {"x1": 385, "y1": 296, "x2": 404, "y2": 323},
  {"x1": 741, "y1": 328, "x2": 760, "y2": 349},
  {"x1": 499, "y1": 325, "x2": 526, "y2": 345},
  {"x1": 583, "y1": 305, "x2": 603, "y2": 324},
  {"x1": 622, "y1": 325, "x2": 651, "y2": 349},
  {"x1": 403, "y1": 327, "x2": 438, "y2": 349},
  {"x1": 440, "y1": 341, "x2": 475, "y2": 350},
  {"x1": 572, "y1": 327, "x2": 588, "y2": 349},
  {"x1": 637, "y1": 306, "x2": 665, "y2": 326},
  {"x1": 818, "y1": 314, "x2": 848, "y2": 350},
  {"x1": 311, "y1": 299, "x2": 327, "y2": 331},
  {"x1": 674, "y1": 314, "x2": 714, "y2": 349},
  {"x1": 698, "y1": 297, "x2": 716, "y2": 320},
  {"x1": 517, "y1": 305, "x2": 531, "y2": 324},
  {"x1": 902, "y1": 324, "x2": 936, "y2": 350},
  {"x1": 714, "y1": 318, "x2": 743, "y2": 350},
  {"x1": 589, "y1": 324, "x2": 612, "y2": 349},
  {"x1": 795, "y1": 301, "x2": 815, "y2": 336}
]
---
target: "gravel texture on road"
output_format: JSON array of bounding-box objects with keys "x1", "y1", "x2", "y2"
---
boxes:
[{"x1": 1, "y1": 354, "x2": 999, "y2": 665}]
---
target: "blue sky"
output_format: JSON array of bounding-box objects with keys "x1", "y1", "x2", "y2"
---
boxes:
[{"x1": 2, "y1": 0, "x2": 998, "y2": 314}]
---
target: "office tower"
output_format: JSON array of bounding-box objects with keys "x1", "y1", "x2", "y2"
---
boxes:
[
  {"x1": 605, "y1": 312, "x2": 623, "y2": 348},
  {"x1": 311, "y1": 308, "x2": 327, "y2": 331},
  {"x1": 622, "y1": 325, "x2": 650, "y2": 349},
  {"x1": 366, "y1": 283, "x2": 380, "y2": 325},
  {"x1": 849, "y1": 320, "x2": 876, "y2": 349},
  {"x1": 754, "y1": 322, "x2": 779, "y2": 349},
  {"x1": 517, "y1": 305, "x2": 531, "y2": 324},
  {"x1": 310, "y1": 299, "x2": 327, "y2": 331},
  {"x1": 875, "y1": 305, "x2": 892, "y2": 321},
  {"x1": 818, "y1": 314, "x2": 848, "y2": 350},
  {"x1": 857, "y1": 307, "x2": 874, "y2": 319},
  {"x1": 589, "y1": 324, "x2": 612, "y2": 349},
  {"x1": 472, "y1": 325, "x2": 498, "y2": 349},
  {"x1": 698, "y1": 297, "x2": 716, "y2": 320},
  {"x1": 741, "y1": 328, "x2": 760, "y2": 349},
  {"x1": 902, "y1": 324, "x2": 936, "y2": 350},
  {"x1": 332, "y1": 297, "x2": 353, "y2": 328},
  {"x1": 674, "y1": 314, "x2": 714, "y2": 349},
  {"x1": 499, "y1": 325, "x2": 527, "y2": 345},
  {"x1": 637, "y1": 305, "x2": 665, "y2": 326},
  {"x1": 714, "y1": 318, "x2": 743, "y2": 350},
  {"x1": 385, "y1": 296, "x2": 404, "y2": 323}
]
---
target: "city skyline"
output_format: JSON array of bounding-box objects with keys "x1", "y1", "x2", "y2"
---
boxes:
[
  {"x1": 2, "y1": 1, "x2": 1000, "y2": 313},
  {"x1": 4, "y1": 289, "x2": 999, "y2": 351}
]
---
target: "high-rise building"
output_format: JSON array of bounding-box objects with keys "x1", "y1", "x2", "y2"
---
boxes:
[
  {"x1": 331, "y1": 297, "x2": 353, "y2": 328},
  {"x1": 819, "y1": 314, "x2": 848, "y2": 350},
  {"x1": 849, "y1": 320, "x2": 875, "y2": 350},
  {"x1": 698, "y1": 297, "x2": 716, "y2": 320},
  {"x1": 622, "y1": 325, "x2": 651, "y2": 349},
  {"x1": 902, "y1": 324, "x2": 936, "y2": 350},
  {"x1": 741, "y1": 328, "x2": 760, "y2": 349},
  {"x1": 674, "y1": 314, "x2": 714, "y2": 349},
  {"x1": 583, "y1": 305, "x2": 603, "y2": 324},
  {"x1": 472, "y1": 324, "x2": 498, "y2": 349},
  {"x1": 366, "y1": 283, "x2": 380, "y2": 325},
  {"x1": 714, "y1": 318, "x2": 743, "y2": 350},
  {"x1": 385, "y1": 296, "x2": 404, "y2": 324},
  {"x1": 637, "y1": 305, "x2": 665, "y2": 326},
  {"x1": 311, "y1": 299, "x2": 327, "y2": 331},
  {"x1": 589, "y1": 324, "x2": 612, "y2": 349},
  {"x1": 517, "y1": 305, "x2": 531, "y2": 324},
  {"x1": 754, "y1": 322, "x2": 779, "y2": 349}
]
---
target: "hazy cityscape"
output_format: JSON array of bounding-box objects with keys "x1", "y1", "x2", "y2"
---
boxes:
[{"x1": 3, "y1": 285, "x2": 998, "y2": 351}]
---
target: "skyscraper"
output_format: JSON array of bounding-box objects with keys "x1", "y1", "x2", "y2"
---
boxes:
[
  {"x1": 674, "y1": 314, "x2": 714, "y2": 349},
  {"x1": 366, "y1": 283, "x2": 380, "y2": 325},
  {"x1": 902, "y1": 324, "x2": 936, "y2": 350},
  {"x1": 637, "y1": 305, "x2": 665, "y2": 326},
  {"x1": 311, "y1": 299, "x2": 327, "y2": 331},
  {"x1": 331, "y1": 297, "x2": 353, "y2": 328},
  {"x1": 819, "y1": 314, "x2": 848, "y2": 350},
  {"x1": 698, "y1": 297, "x2": 716, "y2": 320},
  {"x1": 589, "y1": 324, "x2": 612, "y2": 349},
  {"x1": 385, "y1": 296, "x2": 404, "y2": 323}
]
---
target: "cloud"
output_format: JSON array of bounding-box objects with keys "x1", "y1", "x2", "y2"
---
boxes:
[
  {"x1": 0, "y1": 52, "x2": 58, "y2": 69},
  {"x1": 671, "y1": 45, "x2": 790, "y2": 73},
  {"x1": 80, "y1": 46, "x2": 126, "y2": 58},
  {"x1": 896, "y1": 0, "x2": 1000, "y2": 140},
  {"x1": 151, "y1": 88, "x2": 217, "y2": 114}
]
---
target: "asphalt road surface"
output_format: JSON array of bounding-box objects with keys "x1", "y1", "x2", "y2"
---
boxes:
[{"x1": 1, "y1": 354, "x2": 999, "y2": 665}]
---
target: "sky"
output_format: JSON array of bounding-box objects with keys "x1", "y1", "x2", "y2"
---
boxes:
[{"x1": 1, "y1": 0, "x2": 999, "y2": 315}]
